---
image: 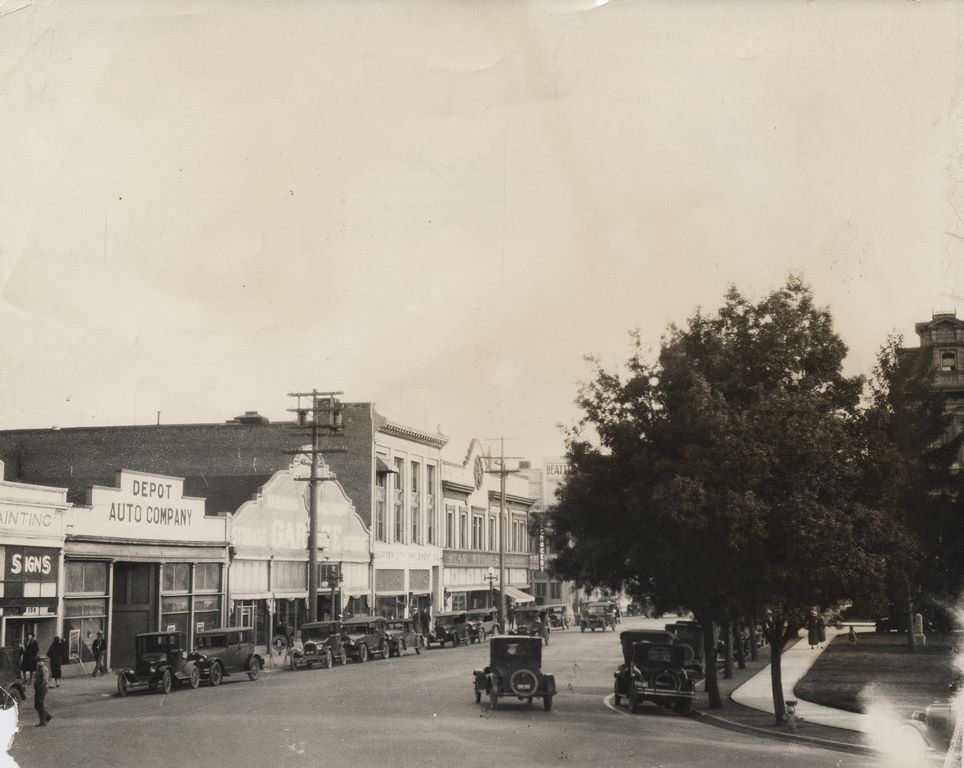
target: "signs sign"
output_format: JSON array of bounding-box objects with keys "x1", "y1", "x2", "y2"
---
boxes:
[
  {"x1": 82, "y1": 470, "x2": 226, "y2": 543},
  {"x1": 2, "y1": 546, "x2": 58, "y2": 583}
]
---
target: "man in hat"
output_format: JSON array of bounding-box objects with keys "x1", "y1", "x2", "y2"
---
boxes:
[
  {"x1": 91, "y1": 631, "x2": 107, "y2": 677},
  {"x1": 34, "y1": 656, "x2": 51, "y2": 726}
]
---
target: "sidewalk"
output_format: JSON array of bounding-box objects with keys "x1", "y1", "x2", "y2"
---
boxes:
[{"x1": 691, "y1": 626, "x2": 874, "y2": 753}]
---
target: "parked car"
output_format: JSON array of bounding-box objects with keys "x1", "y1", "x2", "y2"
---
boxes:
[
  {"x1": 341, "y1": 617, "x2": 390, "y2": 662},
  {"x1": 116, "y1": 631, "x2": 200, "y2": 696},
  {"x1": 190, "y1": 627, "x2": 263, "y2": 685},
  {"x1": 512, "y1": 606, "x2": 550, "y2": 646},
  {"x1": 430, "y1": 612, "x2": 470, "y2": 647},
  {"x1": 664, "y1": 620, "x2": 706, "y2": 679},
  {"x1": 473, "y1": 635, "x2": 557, "y2": 711},
  {"x1": 0, "y1": 684, "x2": 18, "y2": 738},
  {"x1": 580, "y1": 602, "x2": 616, "y2": 632},
  {"x1": 385, "y1": 618, "x2": 423, "y2": 657},
  {"x1": 290, "y1": 621, "x2": 347, "y2": 669},
  {"x1": 465, "y1": 608, "x2": 501, "y2": 643},
  {"x1": 0, "y1": 648, "x2": 25, "y2": 710},
  {"x1": 624, "y1": 640, "x2": 697, "y2": 714},
  {"x1": 613, "y1": 630, "x2": 677, "y2": 706},
  {"x1": 543, "y1": 604, "x2": 570, "y2": 630}
]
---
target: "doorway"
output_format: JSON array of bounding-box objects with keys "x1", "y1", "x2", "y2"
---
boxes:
[{"x1": 111, "y1": 563, "x2": 157, "y2": 668}]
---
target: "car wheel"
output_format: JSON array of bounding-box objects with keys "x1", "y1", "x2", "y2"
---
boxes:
[
  {"x1": 613, "y1": 693, "x2": 621, "y2": 706},
  {"x1": 358, "y1": 644, "x2": 369, "y2": 663},
  {"x1": 543, "y1": 695, "x2": 553, "y2": 712},
  {"x1": 189, "y1": 666, "x2": 201, "y2": 689},
  {"x1": 209, "y1": 662, "x2": 224, "y2": 687},
  {"x1": 489, "y1": 692, "x2": 498, "y2": 710},
  {"x1": 629, "y1": 688, "x2": 639, "y2": 714},
  {"x1": 322, "y1": 649, "x2": 333, "y2": 669},
  {"x1": 116, "y1": 675, "x2": 128, "y2": 697},
  {"x1": 160, "y1": 670, "x2": 173, "y2": 695},
  {"x1": 247, "y1": 657, "x2": 262, "y2": 681},
  {"x1": 581, "y1": 625, "x2": 586, "y2": 633}
]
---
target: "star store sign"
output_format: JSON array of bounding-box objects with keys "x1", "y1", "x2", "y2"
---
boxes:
[{"x1": 83, "y1": 470, "x2": 226, "y2": 543}]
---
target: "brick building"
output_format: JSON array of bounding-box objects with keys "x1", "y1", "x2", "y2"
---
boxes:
[{"x1": 911, "y1": 312, "x2": 964, "y2": 466}]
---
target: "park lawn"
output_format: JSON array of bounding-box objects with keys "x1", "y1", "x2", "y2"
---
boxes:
[{"x1": 793, "y1": 632, "x2": 959, "y2": 718}]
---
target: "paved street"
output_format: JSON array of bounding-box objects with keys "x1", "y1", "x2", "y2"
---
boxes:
[{"x1": 6, "y1": 618, "x2": 883, "y2": 768}]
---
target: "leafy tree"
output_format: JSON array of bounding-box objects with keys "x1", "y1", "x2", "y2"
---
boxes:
[{"x1": 547, "y1": 277, "x2": 889, "y2": 720}]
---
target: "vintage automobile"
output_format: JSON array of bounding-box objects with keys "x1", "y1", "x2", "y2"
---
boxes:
[
  {"x1": 624, "y1": 640, "x2": 697, "y2": 714},
  {"x1": 473, "y1": 635, "x2": 556, "y2": 711},
  {"x1": 341, "y1": 617, "x2": 390, "y2": 662},
  {"x1": 1, "y1": 684, "x2": 19, "y2": 738},
  {"x1": 580, "y1": 602, "x2": 617, "y2": 632},
  {"x1": 190, "y1": 627, "x2": 263, "y2": 685},
  {"x1": 512, "y1": 606, "x2": 550, "y2": 646},
  {"x1": 465, "y1": 608, "x2": 501, "y2": 643},
  {"x1": 429, "y1": 612, "x2": 470, "y2": 647},
  {"x1": 290, "y1": 621, "x2": 347, "y2": 669},
  {"x1": 543, "y1": 604, "x2": 570, "y2": 630},
  {"x1": 116, "y1": 631, "x2": 200, "y2": 696},
  {"x1": 0, "y1": 648, "x2": 25, "y2": 709},
  {"x1": 613, "y1": 630, "x2": 677, "y2": 706},
  {"x1": 385, "y1": 618, "x2": 423, "y2": 657}
]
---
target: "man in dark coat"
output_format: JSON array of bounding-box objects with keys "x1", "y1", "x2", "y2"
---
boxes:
[
  {"x1": 46, "y1": 637, "x2": 66, "y2": 687},
  {"x1": 91, "y1": 631, "x2": 107, "y2": 677},
  {"x1": 34, "y1": 657, "x2": 52, "y2": 726},
  {"x1": 21, "y1": 633, "x2": 39, "y2": 683}
]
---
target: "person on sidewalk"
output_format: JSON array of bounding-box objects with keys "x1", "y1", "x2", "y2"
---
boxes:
[
  {"x1": 46, "y1": 637, "x2": 65, "y2": 687},
  {"x1": 91, "y1": 631, "x2": 107, "y2": 677},
  {"x1": 20, "y1": 634, "x2": 38, "y2": 683},
  {"x1": 33, "y1": 657, "x2": 51, "y2": 727},
  {"x1": 848, "y1": 625, "x2": 857, "y2": 643}
]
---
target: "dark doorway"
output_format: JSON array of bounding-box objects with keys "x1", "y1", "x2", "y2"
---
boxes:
[{"x1": 111, "y1": 563, "x2": 157, "y2": 667}]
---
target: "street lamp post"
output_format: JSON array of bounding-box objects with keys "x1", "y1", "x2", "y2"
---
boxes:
[{"x1": 485, "y1": 566, "x2": 497, "y2": 612}]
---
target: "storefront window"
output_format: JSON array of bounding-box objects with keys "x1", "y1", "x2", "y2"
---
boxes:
[
  {"x1": 66, "y1": 562, "x2": 108, "y2": 594},
  {"x1": 161, "y1": 595, "x2": 190, "y2": 635},
  {"x1": 273, "y1": 561, "x2": 307, "y2": 591},
  {"x1": 194, "y1": 563, "x2": 221, "y2": 592},
  {"x1": 193, "y1": 595, "x2": 221, "y2": 633},
  {"x1": 64, "y1": 598, "x2": 107, "y2": 663},
  {"x1": 162, "y1": 563, "x2": 190, "y2": 592}
]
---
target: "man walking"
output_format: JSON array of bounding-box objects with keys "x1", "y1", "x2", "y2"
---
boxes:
[
  {"x1": 91, "y1": 631, "x2": 107, "y2": 677},
  {"x1": 34, "y1": 657, "x2": 51, "y2": 727}
]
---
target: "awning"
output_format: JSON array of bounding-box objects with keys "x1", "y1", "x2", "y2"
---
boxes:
[
  {"x1": 375, "y1": 457, "x2": 397, "y2": 474},
  {"x1": 504, "y1": 585, "x2": 535, "y2": 604}
]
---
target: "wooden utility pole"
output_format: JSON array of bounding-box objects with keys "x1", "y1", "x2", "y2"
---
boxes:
[{"x1": 484, "y1": 437, "x2": 523, "y2": 632}]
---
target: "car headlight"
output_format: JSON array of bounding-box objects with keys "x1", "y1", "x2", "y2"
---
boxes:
[{"x1": 149, "y1": 664, "x2": 157, "y2": 673}]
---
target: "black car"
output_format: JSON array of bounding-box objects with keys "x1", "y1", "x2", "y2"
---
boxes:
[
  {"x1": 290, "y1": 621, "x2": 348, "y2": 669},
  {"x1": 116, "y1": 631, "x2": 200, "y2": 695},
  {"x1": 465, "y1": 609, "x2": 501, "y2": 643},
  {"x1": 430, "y1": 612, "x2": 470, "y2": 647},
  {"x1": 613, "y1": 629, "x2": 677, "y2": 706},
  {"x1": 341, "y1": 617, "x2": 390, "y2": 662},
  {"x1": 473, "y1": 635, "x2": 556, "y2": 711},
  {"x1": 385, "y1": 618, "x2": 423, "y2": 657},
  {"x1": 190, "y1": 627, "x2": 263, "y2": 685},
  {"x1": 625, "y1": 640, "x2": 696, "y2": 714},
  {"x1": 511, "y1": 606, "x2": 550, "y2": 646},
  {"x1": 0, "y1": 648, "x2": 25, "y2": 710}
]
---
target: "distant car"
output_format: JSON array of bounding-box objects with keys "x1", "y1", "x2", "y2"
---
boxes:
[
  {"x1": 290, "y1": 621, "x2": 348, "y2": 669},
  {"x1": 580, "y1": 602, "x2": 616, "y2": 632},
  {"x1": 430, "y1": 612, "x2": 470, "y2": 648},
  {"x1": 190, "y1": 627, "x2": 263, "y2": 685},
  {"x1": 543, "y1": 604, "x2": 570, "y2": 630},
  {"x1": 116, "y1": 631, "x2": 200, "y2": 696},
  {"x1": 625, "y1": 640, "x2": 696, "y2": 714},
  {"x1": 0, "y1": 648, "x2": 25, "y2": 711},
  {"x1": 465, "y1": 608, "x2": 501, "y2": 643},
  {"x1": 512, "y1": 606, "x2": 550, "y2": 646},
  {"x1": 385, "y1": 618, "x2": 423, "y2": 657},
  {"x1": 473, "y1": 635, "x2": 557, "y2": 711},
  {"x1": 341, "y1": 617, "x2": 390, "y2": 662}
]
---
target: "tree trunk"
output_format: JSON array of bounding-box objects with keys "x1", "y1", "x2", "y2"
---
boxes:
[
  {"x1": 735, "y1": 619, "x2": 746, "y2": 670},
  {"x1": 749, "y1": 613, "x2": 759, "y2": 662},
  {"x1": 699, "y1": 614, "x2": 723, "y2": 709},
  {"x1": 769, "y1": 615, "x2": 786, "y2": 724},
  {"x1": 722, "y1": 618, "x2": 734, "y2": 679}
]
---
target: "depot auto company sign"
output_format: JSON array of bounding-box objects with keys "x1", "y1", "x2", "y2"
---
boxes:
[{"x1": 80, "y1": 470, "x2": 227, "y2": 543}]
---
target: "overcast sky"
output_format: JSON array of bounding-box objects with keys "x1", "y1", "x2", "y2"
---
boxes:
[{"x1": 1, "y1": 0, "x2": 962, "y2": 462}]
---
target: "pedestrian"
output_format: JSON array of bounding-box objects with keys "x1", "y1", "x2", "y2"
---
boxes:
[
  {"x1": 848, "y1": 625, "x2": 857, "y2": 643},
  {"x1": 807, "y1": 613, "x2": 818, "y2": 649},
  {"x1": 21, "y1": 633, "x2": 39, "y2": 683},
  {"x1": 33, "y1": 656, "x2": 51, "y2": 727},
  {"x1": 46, "y1": 636, "x2": 65, "y2": 687},
  {"x1": 817, "y1": 615, "x2": 826, "y2": 648},
  {"x1": 91, "y1": 630, "x2": 107, "y2": 677}
]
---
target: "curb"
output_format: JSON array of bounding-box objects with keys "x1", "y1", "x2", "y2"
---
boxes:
[{"x1": 691, "y1": 708, "x2": 876, "y2": 756}]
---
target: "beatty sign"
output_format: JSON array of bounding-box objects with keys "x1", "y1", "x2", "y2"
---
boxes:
[{"x1": 81, "y1": 470, "x2": 227, "y2": 543}]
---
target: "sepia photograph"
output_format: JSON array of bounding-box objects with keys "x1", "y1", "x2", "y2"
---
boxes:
[{"x1": 1, "y1": 1, "x2": 963, "y2": 766}]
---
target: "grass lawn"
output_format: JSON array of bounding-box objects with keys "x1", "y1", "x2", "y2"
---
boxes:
[{"x1": 793, "y1": 631, "x2": 959, "y2": 718}]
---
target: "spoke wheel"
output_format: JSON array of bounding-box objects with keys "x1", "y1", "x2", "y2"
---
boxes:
[
  {"x1": 247, "y1": 657, "x2": 261, "y2": 681},
  {"x1": 209, "y1": 663, "x2": 223, "y2": 687},
  {"x1": 358, "y1": 644, "x2": 369, "y2": 663},
  {"x1": 160, "y1": 670, "x2": 173, "y2": 695},
  {"x1": 189, "y1": 666, "x2": 200, "y2": 689},
  {"x1": 116, "y1": 675, "x2": 128, "y2": 697}
]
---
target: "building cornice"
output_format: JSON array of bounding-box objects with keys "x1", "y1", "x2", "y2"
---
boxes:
[
  {"x1": 376, "y1": 420, "x2": 449, "y2": 449},
  {"x1": 487, "y1": 491, "x2": 537, "y2": 508}
]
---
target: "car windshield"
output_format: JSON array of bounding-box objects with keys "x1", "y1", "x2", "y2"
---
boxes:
[
  {"x1": 436, "y1": 616, "x2": 461, "y2": 626},
  {"x1": 302, "y1": 625, "x2": 337, "y2": 640},
  {"x1": 139, "y1": 634, "x2": 177, "y2": 654}
]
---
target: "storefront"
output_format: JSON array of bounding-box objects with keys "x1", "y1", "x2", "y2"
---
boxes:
[
  {"x1": 371, "y1": 546, "x2": 440, "y2": 619},
  {"x1": 228, "y1": 459, "x2": 370, "y2": 659},
  {"x1": 0, "y1": 461, "x2": 69, "y2": 649},
  {"x1": 64, "y1": 470, "x2": 229, "y2": 670}
]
